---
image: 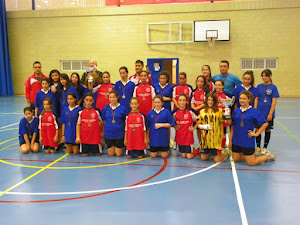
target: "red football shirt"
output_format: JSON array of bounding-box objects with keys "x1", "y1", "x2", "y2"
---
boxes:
[
  {"x1": 133, "y1": 83, "x2": 155, "y2": 116},
  {"x1": 77, "y1": 108, "x2": 102, "y2": 144},
  {"x1": 173, "y1": 108, "x2": 198, "y2": 146},
  {"x1": 38, "y1": 111, "x2": 58, "y2": 148},
  {"x1": 172, "y1": 84, "x2": 193, "y2": 109},
  {"x1": 191, "y1": 89, "x2": 206, "y2": 113},
  {"x1": 93, "y1": 83, "x2": 114, "y2": 111},
  {"x1": 125, "y1": 112, "x2": 146, "y2": 150}
]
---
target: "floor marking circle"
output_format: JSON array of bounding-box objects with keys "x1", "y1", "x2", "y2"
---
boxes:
[
  {"x1": 0, "y1": 158, "x2": 168, "y2": 203},
  {"x1": 0, "y1": 157, "x2": 150, "y2": 169},
  {"x1": 2, "y1": 161, "x2": 221, "y2": 196}
]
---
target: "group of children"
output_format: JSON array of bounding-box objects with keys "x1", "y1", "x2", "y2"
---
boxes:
[{"x1": 19, "y1": 62, "x2": 279, "y2": 165}]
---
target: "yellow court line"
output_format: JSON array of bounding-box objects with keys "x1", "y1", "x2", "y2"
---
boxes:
[
  {"x1": 275, "y1": 119, "x2": 300, "y2": 143},
  {"x1": 0, "y1": 157, "x2": 150, "y2": 169},
  {"x1": 0, "y1": 153, "x2": 69, "y2": 197},
  {"x1": 0, "y1": 137, "x2": 18, "y2": 146}
]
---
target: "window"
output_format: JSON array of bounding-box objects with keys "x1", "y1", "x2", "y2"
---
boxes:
[
  {"x1": 60, "y1": 60, "x2": 89, "y2": 71},
  {"x1": 241, "y1": 58, "x2": 278, "y2": 70}
]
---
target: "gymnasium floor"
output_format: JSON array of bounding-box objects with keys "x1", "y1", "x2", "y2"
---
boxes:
[{"x1": 0, "y1": 96, "x2": 299, "y2": 225}]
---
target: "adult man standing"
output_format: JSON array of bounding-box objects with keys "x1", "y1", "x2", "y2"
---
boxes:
[
  {"x1": 80, "y1": 59, "x2": 102, "y2": 85},
  {"x1": 24, "y1": 61, "x2": 48, "y2": 108},
  {"x1": 129, "y1": 60, "x2": 153, "y2": 85},
  {"x1": 213, "y1": 60, "x2": 241, "y2": 94}
]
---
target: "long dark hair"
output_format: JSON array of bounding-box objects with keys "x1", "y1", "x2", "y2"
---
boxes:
[
  {"x1": 195, "y1": 75, "x2": 209, "y2": 90},
  {"x1": 243, "y1": 70, "x2": 255, "y2": 87},
  {"x1": 49, "y1": 69, "x2": 60, "y2": 86},
  {"x1": 71, "y1": 72, "x2": 81, "y2": 92},
  {"x1": 58, "y1": 73, "x2": 72, "y2": 94},
  {"x1": 204, "y1": 93, "x2": 219, "y2": 113},
  {"x1": 202, "y1": 65, "x2": 212, "y2": 81}
]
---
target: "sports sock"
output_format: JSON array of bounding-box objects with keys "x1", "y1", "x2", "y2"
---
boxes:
[
  {"x1": 256, "y1": 135, "x2": 261, "y2": 148},
  {"x1": 264, "y1": 131, "x2": 271, "y2": 148}
]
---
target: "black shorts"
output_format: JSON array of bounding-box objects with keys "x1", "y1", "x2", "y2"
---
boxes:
[
  {"x1": 176, "y1": 144, "x2": 193, "y2": 154},
  {"x1": 66, "y1": 142, "x2": 80, "y2": 147},
  {"x1": 232, "y1": 144, "x2": 255, "y2": 156},
  {"x1": 126, "y1": 150, "x2": 146, "y2": 157},
  {"x1": 43, "y1": 146, "x2": 56, "y2": 150},
  {"x1": 256, "y1": 119, "x2": 274, "y2": 130},
  {"x1": 200, "y1": 148, "x2": 221, "y2": 156},
  {"x1": 19, "y1": 141, "x2": 39, "y2": 146},
  {"x1": 105, "y1": 138, "x2": 125, "y2": 148},
  {"x1": 81, "y1": 144, "x2": 102, "y2": 154},
  {"x1": 150, "y1": 146, "x2": 170, "y2": 152}
]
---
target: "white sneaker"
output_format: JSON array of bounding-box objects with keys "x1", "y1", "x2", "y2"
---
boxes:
[
  {"x1": 255, "y1": 147, "x2": 261, "y2": 156},
  {"x1": 222, "y1": 148, "x2": 232, "y2": 158},
  {"x1": 266, "y1": 150, "x2": 276, "y2": 161},
  {"x1": 261, "y1": 148, "x2": 267, "y2": 155}
]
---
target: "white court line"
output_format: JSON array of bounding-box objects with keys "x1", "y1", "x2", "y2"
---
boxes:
[
  {"x1": 0, "y1": 122, "x2": 19, "y2": 130},
  {"x1": 230, "y1": 156, "x2": 248, "y2": 225},
  {"x1": 2, "y1": 162, "x2": 221, "y2": 195},
  {"x1": 0, "y1": 113, "x2": 23, "y2": 115},
  {"x1": 0, "y1": 128, "x2": 18, "y2": 133}
]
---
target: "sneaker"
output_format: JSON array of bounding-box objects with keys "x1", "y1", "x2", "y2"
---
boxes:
[
  {"x1": 266, "y1": 151, "x2": 276, "y2": 161},
  {"x1": 255, "y1": 147, "x2": 261, "y2": 156},
  {"x1": 222, "y1": 148, "x2": 232, "y2": 158},
  {"x1": 261, "y1": 148, "x2": 267, "y2": 155}
]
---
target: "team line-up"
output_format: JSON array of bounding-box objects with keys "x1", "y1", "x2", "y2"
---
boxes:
[{"x1": 20, "y1": 59, "x2": 279, "y2": 166}]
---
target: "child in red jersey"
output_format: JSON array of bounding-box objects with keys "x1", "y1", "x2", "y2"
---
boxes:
[
  {"x1": 124, "y1": 97, "x2": 147, "y2": 159},
  {"x1": 38, "y1": 98, "x2": 59, "y2": 153},
  {"x1": 172, "y1": 72, "x2": 193, "y2": 109},
  {"x1": 76, "y1": 93, "x2": 102, "y2": 156},
  {"x1": 172, "y1": 94, "x2": 199, "y2": 159},
  {"x1": 191, "y1": 75, "x2": 210, "y2": 144},
  {"x1": 133, "y1": 70, "x2": 155, "y2": 116},
  {"x1": 89, "y1": 71, "x2": 114, "y2": 111}
]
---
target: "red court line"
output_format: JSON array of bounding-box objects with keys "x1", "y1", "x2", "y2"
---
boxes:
[
  {"x1": 1, "y1": 158, "x2": 300, "y2": 174},
  {"x1": 0, "y1": 158, "x2": 168, "y2": 203}
]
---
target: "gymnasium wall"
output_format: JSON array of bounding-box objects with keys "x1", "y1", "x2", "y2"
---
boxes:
[{"x1": 6, "y1": 0, "x2": 300, "y2": 96}]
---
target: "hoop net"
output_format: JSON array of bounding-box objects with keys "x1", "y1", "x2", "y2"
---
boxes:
[{"x1": 207, "y1": 37, "x2": 216, "y2": 47}]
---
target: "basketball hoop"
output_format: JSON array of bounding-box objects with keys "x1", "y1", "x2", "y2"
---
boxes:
[{"x1": 207, "y1": 37, "x2": 216, "y2": 47}]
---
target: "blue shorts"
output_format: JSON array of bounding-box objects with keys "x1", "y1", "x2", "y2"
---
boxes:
[
  {"x1": 176, "y1": 144, "x2": 193, "y2": 154},
  {"x1": 80, "y1": 144, "x2": 102, "y2": 155}
]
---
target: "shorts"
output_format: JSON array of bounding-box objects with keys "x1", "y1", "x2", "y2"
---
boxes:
[
  {"x1": 176, "y1": 144, "x2": 193, "y2": 154},
  {"x1": 232, "y1": 144, "x2": 255, "y2": 156},
  {"x1": 150, "y1": 146, "x2": 170, "y2": 152},
  {"x1": 80, "y1": 144, "x2": 102, "y2": 154},
  {"x1": 43, "y1": 146, "x2": 56, "y2": 150},
  {"x1": 105, "y1": 138, "x2": 125, "y2": 148},
  {"x1": 126, "y1": 150, "x2": 146, "y2": 157},
  {"x1": 19, "y1": 141, "x2": 39, "y2": 146},
  {"x1": 66, "y1": 142, "x2": 80, "y2": 147},
  {"x1": 256, "y1": 119, "x2": 274, "y2": 130},
  {"x1": 200, "y1": 148, "x2": 221, "y2": 156}
]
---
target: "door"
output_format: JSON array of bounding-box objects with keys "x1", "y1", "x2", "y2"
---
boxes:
[{"x1": 147, "y1": 58, "x2": 179, "y2": 85}]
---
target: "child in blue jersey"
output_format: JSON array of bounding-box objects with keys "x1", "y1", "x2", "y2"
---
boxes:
[
  {"x1": 58, "y1": 73, "x2": 79, "y2": 113},
  {"x1": 154, "y1": 72, "x2": 173, "y2": 112},
  {"x1": 232, "y1": 71, "x2": 257, "y2": 109},
  {"x1": 254, "y1": 69, "x2": 280, "y2": 155},
  {"x1": 229, "y1": 91, "x2": 275, "y2": 165},
  {"x1": 19, "y1": 107, "x2": 40, "y2": 154},
  {"x1": 60, "y1": 92, "x2": 81, "y2": 154},
  {"x1": 71, "y1": 72, "x2": 85, "y2": 106},
  {"x1": 114, "y1": 66, "x2": 136, "y2": 114},
  {"x1": 102, "y1": 90, "x2": 127, "y2": 157},
  {"x1": 34, "y1": 78, "x2": 57, "y2": 117},
  {"x1": 146, "y1": 95, "x2": 176, "y2": 158}
]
